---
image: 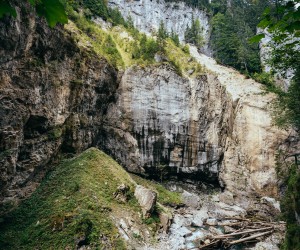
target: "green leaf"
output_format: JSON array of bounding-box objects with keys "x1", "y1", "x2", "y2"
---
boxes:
[
  {"x1": 0, "y1": 0, "x2": 16, "y2": 18},
  {"x1": 263, "y1": 7, "x2": 270, "y2": 16},
  {"x1": 249, "y1": 33, "x2": 265, "y2": 44},
  {"x1": 258, "y1": 18, "x2": 271, "y2": 29},
  {"x1": 36, "y1": 0, "x2": 67, "y2": 27}
]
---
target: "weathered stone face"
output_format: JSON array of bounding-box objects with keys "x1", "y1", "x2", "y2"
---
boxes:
[
  {"x1": 108, "y1": 0, "x2": 211, "y2": 53},
  {"x1": 0, "y1": 6, "x2": 118, "y2": 201},
  {"x1": 101, "y1": 65, "x2": 233, "y2": 183}
]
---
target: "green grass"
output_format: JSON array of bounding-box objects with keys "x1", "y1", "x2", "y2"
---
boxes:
[
  {"x1": 0, "y1": 148, "x2": 183, "y2": 249},
  {"x1": 131, "y1": 174, "x2": 182, "y2": 207},
  {"x1": 0, "y1": 148, "x2": 137, "y2": 250}
]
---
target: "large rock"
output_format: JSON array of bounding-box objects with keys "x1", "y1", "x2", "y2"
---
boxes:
[{"x1": 134, "y1": 185, "x2": 157, "y2": 217}]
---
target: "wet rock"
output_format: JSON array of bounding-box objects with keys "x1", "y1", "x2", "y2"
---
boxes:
[
  {"x1": 186, "y1": 230, "x2": 205, "y2": 241},
  {"x1": 173, "y1": 214, "x2": 192, "y2": 228},
  {"x1": 191, "y1": 208, "x2": 208, "y2": 227},
  {"x1": 206, "y1": 218, "x2": 218, "y2": 226},
  {"x1": 104, "y1": 64, "x2": 232, "y2": 183},
  {"x1": 178, "y1": 227, "x2": 192, "y2": 237},
  {"x1": 134, "y1": 185, "x2": 157, "y2": 217}
]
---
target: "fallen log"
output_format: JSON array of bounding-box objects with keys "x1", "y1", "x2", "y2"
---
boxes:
[
  {"x1": 214, "y1": 226, "x2": 273, "y2": 239},
  {"x1": 224, "y1": 216, "x2": 250, "y2": 222},
  {"x1": 228, "y1": 230, "x2": 273, "y2": 245}
]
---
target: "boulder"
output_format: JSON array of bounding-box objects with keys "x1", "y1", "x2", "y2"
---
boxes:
[
  {"x1": 134, "y1": 185, "x2": 157, "y2": 217},
  {"x1": 113, "y1": 183, "x2": 130, "y2": 203}
]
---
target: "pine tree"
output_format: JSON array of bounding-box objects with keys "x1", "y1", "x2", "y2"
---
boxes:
[
  {"x1": 184, "y1": 14, "x2": 204, "y2": 47},
  {"x1": 170, "y1": 29, "x2": 180, "y2": 46},
  {"x1": 157, "y1": 21, "x2": 168, "y2": 51}
]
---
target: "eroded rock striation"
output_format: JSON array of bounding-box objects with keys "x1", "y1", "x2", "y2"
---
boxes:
[{"x1": 102, "y1": 65, "x2": 233, "y2": 184}]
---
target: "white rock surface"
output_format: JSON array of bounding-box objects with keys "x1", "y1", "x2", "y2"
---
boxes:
[
  {"x1": 189, "y1": 45, "x2": 299, "y2": 196},
  {"x1": 108, "y1": 0, "x2": 211, "y2": 53}
]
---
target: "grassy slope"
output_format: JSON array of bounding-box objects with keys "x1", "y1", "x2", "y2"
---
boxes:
[
  {"x1": 0, "y1": 148, "x2": 137, "y2": 250},
  {"x1": 0, "y1": 148, "x2": 183, "y2": 249}
]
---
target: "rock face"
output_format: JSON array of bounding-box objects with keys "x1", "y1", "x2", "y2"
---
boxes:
[
  {"x1": 102, "y1": 64, "x2": 233, "y2": 183},
  {"x1": 108, "y1": 0, "x2": 211, "y2": 53},
  {"x1": 189, "y1": 45, "x2": 300, "y2": 197},
  {"x1": 102, "y1": 47, "x2": 299, "y2": 197},
  {"x1": 0, "y1": 5, "x2": 118, "y2": 202}
]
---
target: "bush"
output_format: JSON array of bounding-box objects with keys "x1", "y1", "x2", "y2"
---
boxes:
[{"x1": 182, "y1": 44, "x2": 190, "y2": 54}]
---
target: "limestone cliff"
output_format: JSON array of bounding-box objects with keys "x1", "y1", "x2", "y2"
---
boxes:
[{"x1": 102, "y1": 64, "x2": 233, "y2": 184}]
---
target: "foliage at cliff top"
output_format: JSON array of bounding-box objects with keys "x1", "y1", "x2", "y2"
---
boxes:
[
  {"x1": 65, "y1": 5, "x2": 203, "y2": 76},
  {"x1": 0, "y1": 148, "x2": 136, "y2": 249},
  {"x1": 0, "y1": 0, "x2": 68, "y2": 27}
]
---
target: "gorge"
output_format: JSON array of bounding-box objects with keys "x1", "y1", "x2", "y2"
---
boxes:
[{"x1": 0, "y1": 0, "x2": 299, "y2": 249}]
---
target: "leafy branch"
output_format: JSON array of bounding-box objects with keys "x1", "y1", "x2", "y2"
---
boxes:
[{"x1": 0, "y1": 0, "x2": 68, "y2": 27}]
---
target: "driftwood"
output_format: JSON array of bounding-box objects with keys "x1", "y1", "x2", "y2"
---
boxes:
[
  {"x1": 228, "y1": 230, "x2": 273, "y2": 245},
  {"x1": 214, "y1": 226, "x2": 273, "y2": 238},
  {"x1": 195, "y1": 216, "x2": 285, "y2": 249}
]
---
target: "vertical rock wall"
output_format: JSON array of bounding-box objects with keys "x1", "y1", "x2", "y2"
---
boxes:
[
  {"x1": 0, "y1": 7, "x2": 118, "y2": 202},
  {"x1": 101, "y1": 65, "x2": 233, "y2": 182}
]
